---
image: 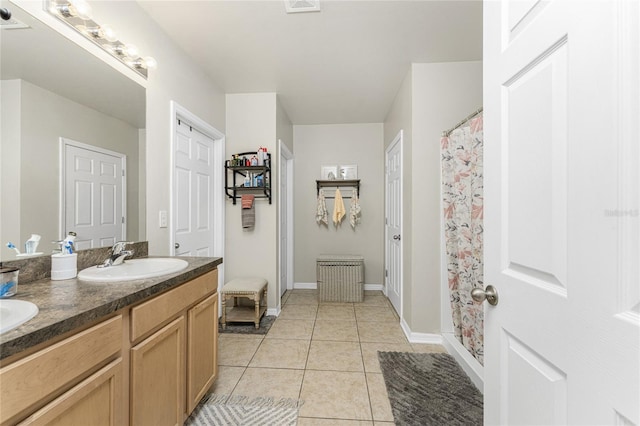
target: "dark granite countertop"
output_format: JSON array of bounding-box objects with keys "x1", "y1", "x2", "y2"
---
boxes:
[{"x1": 0, "y1": 256, "x2": 223, "y2": 360}]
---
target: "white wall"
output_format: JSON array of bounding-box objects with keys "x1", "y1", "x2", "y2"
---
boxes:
[
  {"x1": 225, "y1": 93, "x2": 279, "y2": 308},
  {"x1": 383, "y1": 61, "x2": 482, "y2": 335},
  {"x1": 1, "y1": 79, "x2": 140, "y2": 259},
  {"x1": 293, "y1": 123, "x2": 384, "y2": 286}
]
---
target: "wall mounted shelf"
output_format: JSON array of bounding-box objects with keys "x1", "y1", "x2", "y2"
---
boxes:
[
  {"x1": 316, "y1": 179, "x2": 360, "y2": 198},
  {"x1": 225, "y1": 152, "x2": 271, "y2": 204}
]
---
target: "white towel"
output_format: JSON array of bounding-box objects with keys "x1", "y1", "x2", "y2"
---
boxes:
[
  {"x1": 333, "y1": 188, "x2": 346, "y2": 225},
  {"x1": 349, "y1": 193, "x2": 361, "y2": 229},
  {"x1": 316, "y1": 190, "x2": 328, "y2": 225}
]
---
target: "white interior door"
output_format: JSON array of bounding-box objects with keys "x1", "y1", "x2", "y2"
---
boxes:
[
  {"x1": 484, "y1": 1, "x2": 639, "y2": 424},
  {"x1": 385, "y1": 131, "x2": 402, "y2": 315},
  {"x1": 279, "y1": 141, "x2": 293, "y2": 298},
  {"x1": 63, "y1": 139, "x2": 125, "y2": 250},
  {"x1": 174, "y1": 120, "x2": 214, "y2": 257}
]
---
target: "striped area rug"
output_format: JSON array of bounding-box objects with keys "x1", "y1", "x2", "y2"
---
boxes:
[
  {"x1": 378, "y1": 352, "x2": 483, "y2": 425},
  {"x1": 185, "y1": 394, "x2": 303, "y2": 426}
]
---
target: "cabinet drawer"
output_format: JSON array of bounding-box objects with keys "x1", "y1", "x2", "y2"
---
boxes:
[
  {"x1": 17, "y1": 358, "x2": 123, "y2": 426},
  {"x1": 0, "y1": 315, "x2": 122, "y2": 425},
  {"x1": 131, "y1": 269, "x2": 217, "y2": 342}
]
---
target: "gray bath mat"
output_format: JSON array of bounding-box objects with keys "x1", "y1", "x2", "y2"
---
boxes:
[
  {"x1": 185, "y1": 394, "x2": 302, "y2": 426},
  {"x1": 218, "y1": 315, "x2": 276, "y2": 335},
  {"x1": 378, "y1": 351, "x2": 483, "y2": 425}
]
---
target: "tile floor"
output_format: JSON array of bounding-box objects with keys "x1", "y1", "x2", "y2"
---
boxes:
[{"x1": 211, "y1": 289, "x2": 446, "y2": 425}]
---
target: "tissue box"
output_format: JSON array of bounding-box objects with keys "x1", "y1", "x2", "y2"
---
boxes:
[{"x1": 0, "y1": 267, "x2": 19, "y2": 298}]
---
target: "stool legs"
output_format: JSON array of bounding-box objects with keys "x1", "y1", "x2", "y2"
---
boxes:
[
  {"x1": 221, "y1": 295, "x2": 227, "y2": 330},
  {"x1": 254, "y1": 293, "x2": 260, "y2": 329}
]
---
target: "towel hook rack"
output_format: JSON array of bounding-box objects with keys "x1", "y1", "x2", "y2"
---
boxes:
[{"x1": 316, "y1": 179, "x2": 360, "y2": 198}]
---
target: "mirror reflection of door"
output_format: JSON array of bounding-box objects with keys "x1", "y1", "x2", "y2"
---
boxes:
[{"x1": 62, "y1": 138, "x2": 126, "y2": 250}]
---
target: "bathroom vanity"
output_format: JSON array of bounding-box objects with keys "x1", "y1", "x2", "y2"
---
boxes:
[{"x1": 0, "y1": 256, "x2": 222, "y2": 426}]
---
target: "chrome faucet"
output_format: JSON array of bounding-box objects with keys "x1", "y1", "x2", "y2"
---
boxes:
[{"x1": 98, "y1": 241, "x2": 134, "y2": 268}]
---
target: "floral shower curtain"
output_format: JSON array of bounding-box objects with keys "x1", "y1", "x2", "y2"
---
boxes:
[{"x1": 441, "y1": 113, "x2": 484, "y2": 365}]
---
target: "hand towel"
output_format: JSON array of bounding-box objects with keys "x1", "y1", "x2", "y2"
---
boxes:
[
  {"x1": 332, "y1": 188, "x2": 346, "y2": 225},
  {"x1": 241, "y1": 195, "x2": 255, "y2": 229},
  {"x1": 241, "y1": 194, "x2": 255, "y2": 209},
  {"x1": 316, "y1": 190, "x2": 328, "y2": 225},
  {"x1": 349, "y1": 193, "x2": 361, "y2": 229}
]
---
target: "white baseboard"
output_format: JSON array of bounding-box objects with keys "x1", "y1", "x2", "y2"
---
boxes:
[
  {"x1": 400, "y1": 318, "x2": 443, "y2": 344},
  {"x1": 442, "y1": 333, "x2": 484, "y2": 392},
  {"x1": 267, "y1": 307, "x2": 280, "y2": 317},
  {"x1": 293, "y1": 282, "x2": 316, "y2": 289},
  {"x1": 293, "y1": 282, "x2": 383, "y2": 291}
]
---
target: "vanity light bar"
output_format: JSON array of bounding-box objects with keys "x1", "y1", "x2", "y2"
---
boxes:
[{"x1": 45, "y1": 0, "x2": 156, "y2": 78}]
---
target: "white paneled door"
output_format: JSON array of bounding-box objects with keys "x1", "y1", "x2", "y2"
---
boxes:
[
  {"x1": 63, "y1": 139, "x2": 125, "y2": 250},
  {"x1": 174, "y1": 120, "x2": 215, "y2": 257},
  {"x1": 484, "y1": 1, "x2": 639, "y2": 424},
  {"x1": 385, "y1": 131, "x2": 402, "y2": 315}
]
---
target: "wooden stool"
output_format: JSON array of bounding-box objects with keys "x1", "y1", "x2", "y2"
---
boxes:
[{"x1": 221, "y1": 278, "x2": 268, "y2": 329}]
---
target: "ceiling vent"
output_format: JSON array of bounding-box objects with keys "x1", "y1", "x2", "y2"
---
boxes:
[{"x1": 284, "y1": 0, "x2": 320, "y2": 14}]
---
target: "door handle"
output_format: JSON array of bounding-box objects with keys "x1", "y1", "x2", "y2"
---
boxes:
[
  {"x1": 393, "y1": 235, "x2": 401, "y2": 241},
  {"x1": 174, "y1": 243, "x2": 180, "y2": 249},
  {"x1": 471, "y1": 285, "x2": 499, "y2": 306}
]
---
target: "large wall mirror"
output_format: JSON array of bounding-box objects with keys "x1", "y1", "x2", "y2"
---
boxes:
[{"x1": 0, "y1": 1, "x2": 146, "y2": 261}]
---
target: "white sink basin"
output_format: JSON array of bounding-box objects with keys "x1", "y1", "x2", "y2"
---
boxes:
[
  {"x1": 78, "y1": 258, "x2": 189, "y2": 282},
  {"x1": 0, "y1": 299, "x2": 39, "y2": 334}
]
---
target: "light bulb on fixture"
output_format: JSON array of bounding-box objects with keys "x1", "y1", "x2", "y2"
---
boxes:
[
  {"x1": 124, "y1": 44, "x2": 139, "y2": 58},
  {"x1": 52, "y1": 0, "x2": 92, "y2": 20},
  {"x1": 100, "y1": 25, "x2": 118, "y2": 42},
  {"x1": 128, "y1": 56, "x2": 157, "y2": 70}
]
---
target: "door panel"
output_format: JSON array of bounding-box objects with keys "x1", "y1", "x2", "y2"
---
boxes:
[
  {"x1": 485, "y1": 1, "x2": 639, "y2": 424},
  {"x1": 64, "y1": 141, "x2": 124, "y2": 250},
  {"x1": 385, "y1": 133, "x2": 402, "y2": 314},
  {"x1": 174, "y1": 121, "x2": 214, "y2": 257}
]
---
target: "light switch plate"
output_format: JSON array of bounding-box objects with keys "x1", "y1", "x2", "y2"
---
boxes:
[{"x1": 159, "y1": 210, "x2": 168, "y2": 228}]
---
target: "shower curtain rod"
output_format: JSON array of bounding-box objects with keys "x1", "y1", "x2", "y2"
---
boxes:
[{"x1": 442, "y1": 107, "x2": 483, "y2": 137}]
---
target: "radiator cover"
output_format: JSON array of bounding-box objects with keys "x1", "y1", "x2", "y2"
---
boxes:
[{"x1": 316, "y1": 255, "x2": 364, "y2": 302}]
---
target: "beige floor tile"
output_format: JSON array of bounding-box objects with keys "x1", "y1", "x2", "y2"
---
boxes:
[
  {"x1": 373, "y1": 422, "x2": 396, "y2": 425},
  {"x1": 207, "y1": 366, "x2": 245, "y2": 395},
  {"x1": 266, "y1": 319, "x2": 315, "y2": 340},
  {"x1": 354, "y1": 306, "x2": 398, "y2": 322},
  {"x1": 366, "y1": 373, "x2": 394, "y2": 422},
  {"x1": 231, "y1": 367, "x2": 304, "y2": 400},
  {"x1": 360, "y1": 342, "x2": 413, "y2": 373},
  {"x1": 218, "y1": 336, "x2": 263, "y2": 367},
  {"x1": 306, "y1": 340, "x2": 363, "y2": 372},
  {"x1": 313, "y1": 320, "x2": 359, "y2": 342},
  {"x1": 249, "y1": 338, "x2": 310, "y2": 369},
  {"x1": 316, "y1": 304, "x2": 356, "y2": 321},
  {"x1": 361, "y1": 295, "x2": 390, "y2": 307},
  {"x1": 285, "y1": 293, "x2": 320, "y2": 305},
  {"x1": 357, "y1": 321, "x2": 407, "y2": 344},
  {"x1": 278, "y1": 304, "x2": 319, "y2": 320},
  {"x1": 292, "y1": 289, "x2": 318, "y2": 295},
  {"x1": 410, "y1": 343, "x2": 447, "y2": 353},
  {"x1": 297, "y1": 418, "x2": 373, "y2": 425},
  {"x1": 299, "y1": 370, "x2": 372, "y2": 421},
  {"x1": 281, "y1": 291, "x2": 291, "y2": 305}
]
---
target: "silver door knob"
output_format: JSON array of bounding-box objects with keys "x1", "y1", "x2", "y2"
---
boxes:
[
  {"x1": 174, "y1": 243, "x2": 180, "y2": 249},
  {"x1": 393, "y1": 235, "x2": 401, "y2": 240},
  {"x1": 471, "y1": 285, "x2": 499, "y2": 306}
]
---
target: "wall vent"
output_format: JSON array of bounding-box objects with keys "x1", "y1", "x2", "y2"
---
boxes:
[{"x1": 284, "y1": 0, "x2": 320, "y2": 14}]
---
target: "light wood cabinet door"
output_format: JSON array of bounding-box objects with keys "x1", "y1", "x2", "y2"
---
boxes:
[
  {"x1": 18, "y1": 359, "x2": 123, "y2": 426},
  {"x1": 186, "y1": 292, "x2": 219, "y2": 413},
  {"x1": 130, "y1": 317, "x2": 185, "y2": 426}
]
